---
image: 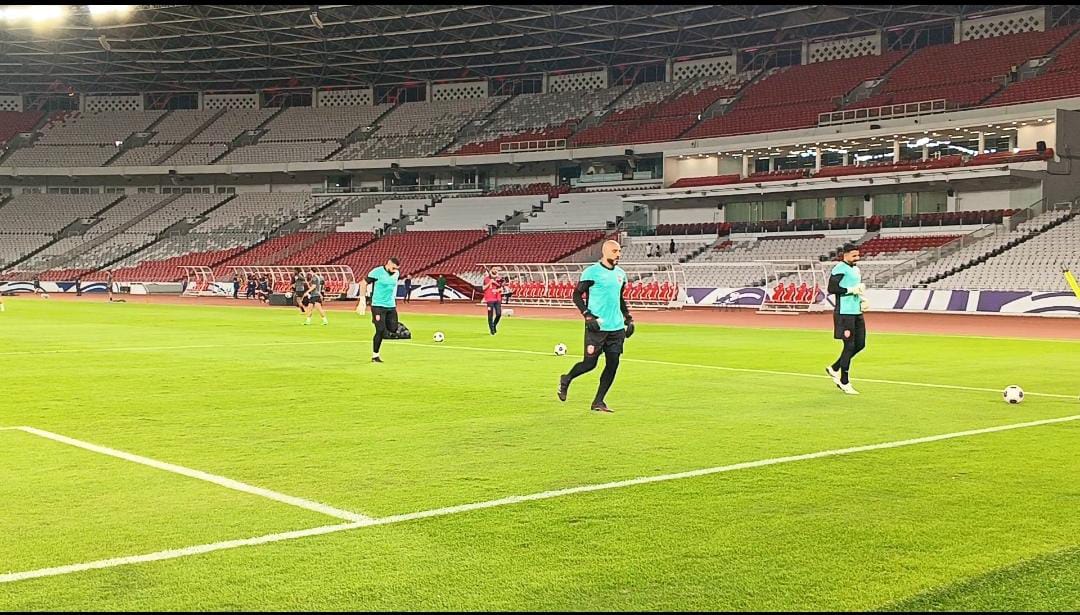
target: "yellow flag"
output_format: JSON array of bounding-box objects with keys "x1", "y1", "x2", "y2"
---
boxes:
[{"x1": 1065, "y1": 270, "x2": 1080, "y2": 299}]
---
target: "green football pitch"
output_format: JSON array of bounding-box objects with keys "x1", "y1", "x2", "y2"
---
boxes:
[{"x1": 1, "y1": 298, "x2": 1078, "y2": 611}]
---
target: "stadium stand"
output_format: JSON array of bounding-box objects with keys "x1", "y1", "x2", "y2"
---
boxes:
[
  {"x1": 686, "y1": 52, "x2": 905, "y2": 138},
  {"x1": 336, "y1": 198, "x2": 430, "y2": 232},
  {"x1": 848, "y1": 27, "x2": 1076, "y2": 109},
  {"x1": 0, "y1": 111, "x2": 44, "y2": 146},
  {"x1": 520, "y1": 192, "x2": 630, "y2": 231},
  {"x1": 409, "y1": 195, "x2": 543, "y2": 231},
  {"x1": 430, "y1": 231, "x2": 606, "y2": 279},
  {"x1": 280, "y1": 231, "x2": 377, "y2": 265},
  {"x1": 333, "y1": 230, "x2": 488, "y2": 277},
  {"x1": 683, "y1": 234, "x2": 859, "y2": 288},
  {"x1": 191, "y1": 192, "x2": 317, "y2": 234}
]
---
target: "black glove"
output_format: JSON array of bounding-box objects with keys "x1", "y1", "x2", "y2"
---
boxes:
[
  {"x1": 625, "y1": 319, "x2": 635, "y2": 339},
  {"x1": 584, "y1": 312, "x2": 601, "y2": 332}
]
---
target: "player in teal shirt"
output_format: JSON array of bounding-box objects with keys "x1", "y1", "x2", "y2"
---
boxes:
[
  {"x1": 558, "y1": 240, "x2": 635, "y2": 413},
  {"x1": 356, "y1": 257, "x2": 401, "y2": 363},
  {"x1": 826, "y1": 243, "x2": 868, "y2": 395}
]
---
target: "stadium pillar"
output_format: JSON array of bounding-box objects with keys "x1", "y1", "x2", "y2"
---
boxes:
[
  {"x1": 843, "y1": 151, "x2": 850, "y2": 165},
  {"x1": 892, "y1": 140, "x2": 901, "y2": 163},
  {"x1": 1008, "y1": 133, "x2": 1017, "y2": 151},
  {"x1": 742, "y1": 154, "x2": 751, "y2": 177},
  {"x1": 978, "y1": 131, "x2": 986, "y2": 154},
  {"x1": 768, "y1": 157, "x2": 776, "y2": 172},
  {"x1": 814, "y1": 149, "x2": 822, "y2": 171},
  {"x1": 863, "y1": 194, "x2": 874, "y2": 218},
  {"x1": 954, "y1": 17, "x2": 963, "y2": 43},
  {"x1": 665, "y1": 58, "x2": 673, "y2": 82},
  {"x1": 946, "y1": 189, "x2": 958, "y2": 212},
  {"x1": 922, "y1": 144, "x2": 929, "y2": 161}
]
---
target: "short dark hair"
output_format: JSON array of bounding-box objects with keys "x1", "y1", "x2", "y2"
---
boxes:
[
  {"x1": 842, "y1": 243, "x2": 859, "y2": 254},
  {"x1": 388, "y1": 257, "x2": 401, "y2": 266}
]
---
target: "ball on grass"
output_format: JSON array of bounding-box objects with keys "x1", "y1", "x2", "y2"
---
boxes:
[
  {"x1": 1003, "y1": 385, "x2": 1024, "y2": 404},
  {"x1": 433, "y1": 331, "x2": 445, "y2": 343},
  {"x1": 554, "y1": 343, "x2": 567, "y2": 356}
]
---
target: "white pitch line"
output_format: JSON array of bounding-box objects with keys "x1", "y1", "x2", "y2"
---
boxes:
[
  {"x1": 3, "y1": 413, "x2": 1078, "y2": 585},
  {"x1": 0, "y1": 521, "x2": 364, "y2": 585},
  {"x1": 14, "y1": 427, "x2": 371, "y2": 523},
  {"x1": 0, "y1": 335, "x2": 1073, "y2": 399},
  {"x1": 409, "y1": 342, "x2": 1079, "y2": 400}
]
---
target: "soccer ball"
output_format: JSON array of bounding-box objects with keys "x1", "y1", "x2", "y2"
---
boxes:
[
  {"x1": 433, "y1": 331, "x2": 445, "y2": 343},
  {"x1": 554, "y1": 343, "x2": 567, "y2": 356},
  {"x1": 1003, "y1": 385, "x2": 1024, "y2": 404},
  {"x1": 40, "y1": 293, "x2": 50, "y2": 299}
]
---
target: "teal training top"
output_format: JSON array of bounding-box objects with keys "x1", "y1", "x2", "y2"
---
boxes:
[
  {"x1": 366, "y1": 266, "x2": 399, "y2": 309},
  {"x1": 831, "y1": 261, "x2": 863, "y2": 316},
  {"x1": 581, "y1": 262, "x2": 628, "y2": 332}
]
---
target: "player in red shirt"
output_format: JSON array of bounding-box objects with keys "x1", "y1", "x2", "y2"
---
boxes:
[{"x1": 483, "y1": 266, "x2": 506, "y2": 335}]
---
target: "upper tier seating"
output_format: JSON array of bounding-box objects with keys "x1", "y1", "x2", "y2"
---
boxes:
[
  {"x1": 849, "y1": 27, "x2": 1076, "y2": 109},
  {"x1": 35, "y1": 110, "x2": 164, "y2": 145},
  {"x1": 0, "y1": 233, "x2": 53, "y2": 268},
  {"x1": 149, "y1": 109, "x2": 222, "y2": 144},
  {"x1": 687, "y1": 53, "x2": 905, "y2": 138},
  {"x1": 213, "y1": 232, "x2": 321, "y2": 275},
  {"x1": 189, "y1": 109, "x2": 278, "y2": 143},
  {"x1": 445, "y1": 86, "x2": 627, "y2": 155},
  {"x1": 0, "y1": 111, "x2": 44, "y2": 145},
  {"x1": 218, "y1": 141, "x2": 340, "y2": 164},
  {"x1": 4, "y1": 145, "x2": 119, "y2": 167},
  {"x1": 992, "y1": 32, "x2": 1080, "y2": 105},
  {"x1": 259, "y1": 104, "x2": 391, "y2": 141},
  {"x1": 670, "y1": 175, "x2": 741, "y2": 188}
]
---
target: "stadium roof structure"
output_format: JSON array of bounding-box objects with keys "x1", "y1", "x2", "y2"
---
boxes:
[{"x1": 0, "y1": 4, "x2": 1061, "y2": 94}]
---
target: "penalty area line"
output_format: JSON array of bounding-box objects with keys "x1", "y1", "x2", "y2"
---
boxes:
[
  {"x1": 3, "y1": 412, "x2": 1079, "y2": 585},
  {"x1": 13, "y1": 426, "x2": 371, "y2": 523}
]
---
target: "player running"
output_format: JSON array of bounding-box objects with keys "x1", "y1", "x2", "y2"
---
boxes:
[
  {"x1": 483, "y1": 266, "x2": 506, "y2": 335},
  {"x1": 357, "y1": 257, "x2": 401, "y2": 363},
  {"x1": 826, "y1": 243, "x2": 868, "y2": 395},
  {"x1": 557, "y1": 240, "x2": 635, "y2": 413},
  {"x1": 291, "y1": 268, "x2": 307, "y2": 314},
  {"x1": 303, "y1": 268, "x2": 328, "y2": 326}
]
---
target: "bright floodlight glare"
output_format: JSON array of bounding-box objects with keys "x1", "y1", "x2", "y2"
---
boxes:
[
  {"x1": 0, "y1": 5, "x2": 65, "y2": 23},
  {"x1": 88, "y1": 5, "x2": 133, "y2": 18}
]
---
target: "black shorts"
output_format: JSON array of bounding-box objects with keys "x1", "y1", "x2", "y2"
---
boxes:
[
  {"x1": 309, "y1": 294, "x2": 322, "y2": 304},
  {"x1": 584, "y1": 327, "x2": 626, "y2": 356},
  {"x1": 372, "y1": 306, "x2": 399, "y2": 332},
  {"x1": 834, "y1": 314, "x2": 866, "y2": 341}
]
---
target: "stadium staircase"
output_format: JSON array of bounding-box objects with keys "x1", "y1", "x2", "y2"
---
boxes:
[
  {"x1": 209, "y1": 107, "x2": 287, "y2": 164},
  {"x1": 434, "y1": 94, "x2": 518, "y2": 156},
  {"x1": 155, "y1": 109, "x2": 226, "y2": 165}
]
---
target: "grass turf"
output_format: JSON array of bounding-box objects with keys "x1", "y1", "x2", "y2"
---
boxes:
[{"x1": 0, "y1": 297, "x2": 1077, "y2": 610}]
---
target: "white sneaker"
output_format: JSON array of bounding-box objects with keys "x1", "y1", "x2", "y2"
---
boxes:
[
  {"x1": 322, "y1": 319, "x2": 328, "y2": 326},
  {"x1": 837, "y1": 382, "x2": 860, "y2": 395},
  {"x1": 304, "y1": 319, "x2": 311, "y2": 325},
  {"x1": 825, "y1": 366, "x2": 841, "y2": 386}
]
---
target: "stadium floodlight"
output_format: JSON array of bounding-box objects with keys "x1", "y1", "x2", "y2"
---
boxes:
[
  {"x1": 88, "y1": 5, "x2": 133, "y2": 18},
  {"x1": 0, "y1": 5, "x2": 65, "y2": 23}
]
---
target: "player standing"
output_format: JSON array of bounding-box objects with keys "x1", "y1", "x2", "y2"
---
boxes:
[
  {"x1": 356, "y1": 257, "x2": 401, "y2": 363},
  {"x1": 483, "y1": 266, "x2": 506, "y2": 335},
  {"x1": 304, "y1": 268, "x2": 328, "y2": 326},
  {"x1": 826, "y1": 243, "x2": 868, "y2": 395},
  {"x1": 557, "y1": 240, "x2": 635, "y2": 413}
]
